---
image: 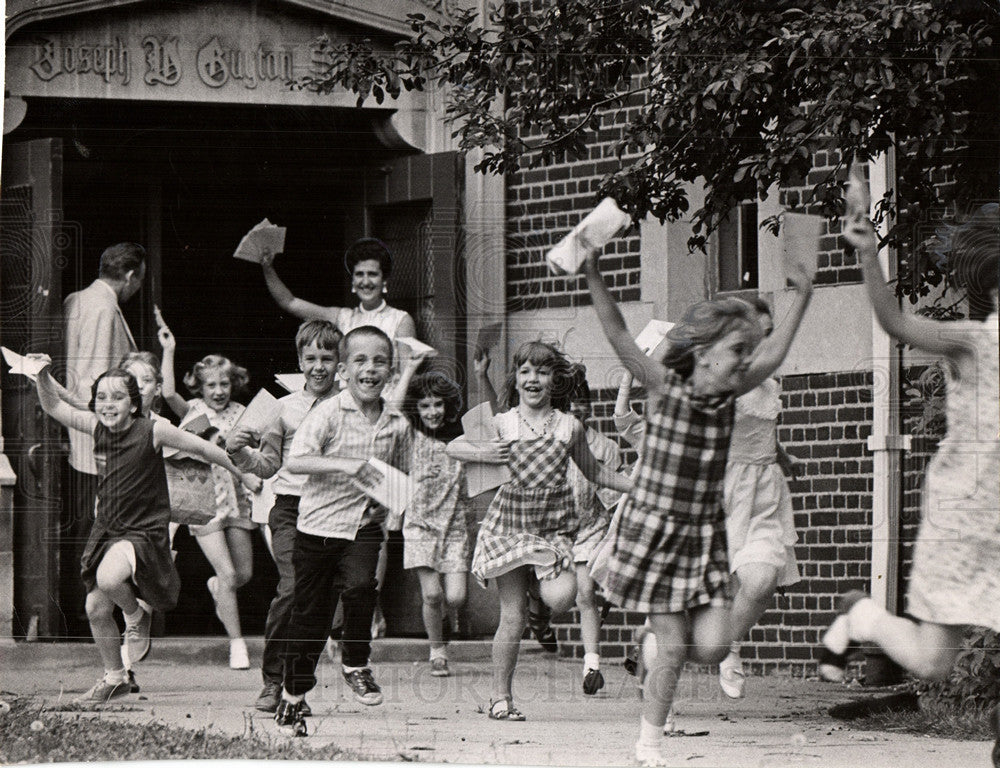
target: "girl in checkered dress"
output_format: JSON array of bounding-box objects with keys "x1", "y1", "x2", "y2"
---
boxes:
[
  {"x1": 448, "y1": 341, "x2": 632, "y2": 721},
  {"x1": 583, "y1": 248, "x2": 813, "y2": 766}
]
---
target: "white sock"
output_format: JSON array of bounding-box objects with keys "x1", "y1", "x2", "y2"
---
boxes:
[
  {"x1": 583, "y1": 652, "x2": 600, "y2": 672},
  {"x1": 638, "y1": 717, "x2": 664, "y2": 747},
  {"x1": 123, "y1": 606, "x2": 145, "y2": 627},
  {"x1": 429, "y1": 646, "x2": 448, "y2": 662},
  {"x1": 847, "y1": 598, "x2": 884, "y2": 642},
  {"x1": 230, "y1": 637, "x2": 247, "y2": 649},
  {"x1": 104, "y1": 667, "x2": 128, "y2": 684},
  {"x1": 342, "y1": 664, "x2": 365, "y2": 673},
  {"x1": 281, "y1": 689, "x2": 304, "y2": 704}
]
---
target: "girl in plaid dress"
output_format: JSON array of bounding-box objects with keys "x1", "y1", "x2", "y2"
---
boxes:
[
  {"x1": 583, "y1": 248, "x2": 813, "y2": 766},
  {"x1": 448, "y1": 341, "x2": 631, "y2": 721}
]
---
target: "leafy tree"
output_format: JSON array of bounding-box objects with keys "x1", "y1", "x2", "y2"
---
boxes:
[{"x1": 302, "y1": 0, "x2": 998, "y2": 306}]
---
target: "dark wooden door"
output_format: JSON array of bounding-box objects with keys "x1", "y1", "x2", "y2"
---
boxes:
[{"x1": 0, "y1": 138, "x2": 67, "y2": 638}]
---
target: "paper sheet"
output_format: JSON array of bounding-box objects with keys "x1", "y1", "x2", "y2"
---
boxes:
[
  {"x1": 352, "y1": 457, "x2": 412, "y2": 517},
  {"x1": 234, "y1": 389, "x2": 280, "y2": 435},
  {"x1": 233, "y1": 218, "x2": 287, "y2": 263},
  {"x1": 474, "y1": 321, "x2": 503, "y2": 356},
  {"x1": 251, "y1": 479, "x2": 276, "y2": 525},
  {"x1": 1, "y1": 347, "x2": 47, "y2": 380},
  {"x1": 274, "y1": 373, "x2": 305, "y2": 394},
  {"x1": 395, "y1": 336, "x2": 437, "y2": 360},
  {"x1": 780, "y1": 213, "x2": 823, "y2": 282},
  {"x1": 634, "y1": 319, "x2": 675, "y2": 357},
  {"x1": 546, "y1": 198, "x2": 631, "y2": 275},
  {"x1": 845, "y1": 161, "x2": 870, "y2": 217},
  {"x1": 460, "y1": 401, "x2": 510, "y2": 497}
]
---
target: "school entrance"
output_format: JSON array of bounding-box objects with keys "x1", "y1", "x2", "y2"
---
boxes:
[{"x1": 1, "y1": 0, "x2": 488, "y2": 643}]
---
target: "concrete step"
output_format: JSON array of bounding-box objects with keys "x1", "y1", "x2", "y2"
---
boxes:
[{"x1": 0, "y1": 636, "x2": 533, "y2": 668}]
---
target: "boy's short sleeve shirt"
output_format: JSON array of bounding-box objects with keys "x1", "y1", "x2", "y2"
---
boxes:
[{"x1": 290, "y1": 388, "x2": 411, "y2": 539}]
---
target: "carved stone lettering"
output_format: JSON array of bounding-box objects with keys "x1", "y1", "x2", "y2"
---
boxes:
[{"x1": 142, "y1": 35, "x2": 182, "y2": 85}]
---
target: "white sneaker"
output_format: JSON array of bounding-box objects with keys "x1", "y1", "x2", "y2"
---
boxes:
[
  {"x1": 634, "y1": 740, "x2": 667, "y2": 767},
  {"x1": 663, "y1": 707, "x2": 676, "y2": 735},
  {"x1": 718, "y1": 652, "x2": 746, "y2": 698},
  {"x1": 230, "y1": 638, "x2": 250, "y2": 670},
  {"x1": 122, "y1": 607, "x2": 152, "y2": 665}
]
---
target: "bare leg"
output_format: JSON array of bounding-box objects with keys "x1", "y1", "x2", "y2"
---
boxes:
[
  {"x1": 729, "y1": 563, "x2": 779, "y2": 641},
  {"x1": 854, "y1": 606, "x2": 964, "y2": 681},
  {"x1": 538, "y1": 569, "x2": 577, "y2": 615},
  {"x1": 492, "y1": 567, "x2": 530, "y2": 702},
  {"x1": 195, "y1": 529, "x2": 244, "y2": 639},
  {"x1": 642, "y1": 613, "x2": 689, "y2": 730},
  {"x1": 85, "y1": 589, "x2": 126, "y2": 673},
  {"x1": 689, "y1": 605, "x2": 734, "y2": 665},
  {"x1": 575, "y1": 563, "x2": 601, "y2": 658},
  {"x1": 94, "y1": 541, "x2": 140, "y2": 616},
  {"x1": 443, "y1": 571, "x2": 467, "y2": 636},
  {"x1": 416, "y1": 568, "x2": 445, "y2": 649}
]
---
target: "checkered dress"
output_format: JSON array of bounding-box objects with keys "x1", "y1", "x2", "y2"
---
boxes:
[
  {"x1": 598, "y1": 369, "x2": 734, "y2": 613},
  {"x1": 471, "y1": 410, "x2": 578, "y2": 585}
]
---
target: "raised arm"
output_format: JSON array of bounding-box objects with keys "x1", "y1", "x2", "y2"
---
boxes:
[
  {"x1": 738, "y1": 262, "x2": 813, "y2": 395},
  {"x1": 582, "y1": 248, "x2": 664, "y2": 400},
  {"x1": 848, "y1": 215, "x2": 968, "y2": 361},
  {"x1": 568, "y1": 421, "x2": 632, "y2": 494},
  {"x1": 34, "y1": 358, "x2": 97, "y2": 435},
  {"x1": 472, "y1": 349, "x2": 499, "y2": 410},
  {"x1": 154, "y1": 421, "x2": 242, "y2": 475},
  {"x1": 260, "y1": 249, "x2": 342, "y2": 324},
  {"x1": 384, "y1": 344, "x2": 432, "y2": 410},
  {"x1": 156, "y1": 313, "x2": 191, "y2": 419}
]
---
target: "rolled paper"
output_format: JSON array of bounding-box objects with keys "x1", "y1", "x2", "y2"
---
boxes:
[{"x1": 546, "y1": 198, "x2": 631, "y2": 275}]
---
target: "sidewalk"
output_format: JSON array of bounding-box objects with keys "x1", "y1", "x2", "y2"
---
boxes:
[{"x1": 1, "y1": 638, "x2": 992, "y2": 767}]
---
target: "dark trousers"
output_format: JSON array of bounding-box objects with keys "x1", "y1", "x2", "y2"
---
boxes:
[
  {"x1": 283, "y1": 523, "x2": 383, "y2": 697},
  {"x1": 260, "y1": 494, "x2": 300, "y2": 685},
  {"x1": 62, "y1": 465, "x2": 98, "y2": 639}
]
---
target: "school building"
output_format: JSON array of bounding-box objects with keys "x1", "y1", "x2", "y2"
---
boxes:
[{"x1": 1, "y1": 0, "x2": 939, "y2": 676}]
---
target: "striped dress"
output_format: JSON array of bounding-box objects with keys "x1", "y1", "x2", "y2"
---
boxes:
[
  {"x1": 471, "y1": 409, "x2": 578, "y2": 585},
  {"x1": 598, "y1": 369, "x2": 734, "y2": 613}
]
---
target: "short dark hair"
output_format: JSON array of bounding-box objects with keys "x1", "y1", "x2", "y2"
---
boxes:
[
  {"x1": 404, "y1": 369, "x2": 464, "y2": 438},
  {"x1": 340, "y1": 325, "x2": 393, "y2": 363},
  {"x1": 98, "y1": 242, "x2": 146, "y2": 281},
  {"x1": 295, "y1": 320, "x2": 342, "y2": 355},
  {"x1": 344, "y1": 238, "x2": 393, "y2": 279},
  {"x1": 89, "y1": 368, "x2": 143, "y2": 417}
]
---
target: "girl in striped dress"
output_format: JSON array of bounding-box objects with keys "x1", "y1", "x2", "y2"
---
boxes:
[
  {"x1": 448, "y1": 341, "x2": 631, "y2": 721},
  {"x1": 583, "y1": 247, "x2": 812, "y2": 766}
]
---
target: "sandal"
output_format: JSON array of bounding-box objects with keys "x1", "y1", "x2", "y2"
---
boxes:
[
  {"x1": 488, "y1": 697, "x2": 526, "y2": 721},
  {"x1": 526, "y1": 608, "x2": 558, "y2": 654}
]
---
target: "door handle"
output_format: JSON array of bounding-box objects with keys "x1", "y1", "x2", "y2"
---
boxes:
[{"x1": 26, "y1": 443, "x2": 43, "y2": 495}]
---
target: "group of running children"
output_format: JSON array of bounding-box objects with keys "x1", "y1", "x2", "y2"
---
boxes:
[{"x1": 27, "y1": 195, "x2": 999, "y2": 766}]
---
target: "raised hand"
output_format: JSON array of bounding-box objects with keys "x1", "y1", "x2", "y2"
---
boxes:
[{"x1": 260, "y1": 247, "x2": 277, "y2": 269}]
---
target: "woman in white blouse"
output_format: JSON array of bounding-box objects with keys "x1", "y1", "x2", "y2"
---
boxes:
[{"x1": 261, "y1": 238, "x2": 417, "y2": 340}]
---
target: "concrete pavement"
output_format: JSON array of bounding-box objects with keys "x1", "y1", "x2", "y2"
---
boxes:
[{"x1": 1, "y1": 638, "x2": 993, "y2": 767}]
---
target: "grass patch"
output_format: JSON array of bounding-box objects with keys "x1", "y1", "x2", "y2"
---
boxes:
[
  {"x1": 0, "y1": 694, "x2": 363, "y2": 762},
  {"x1": 848, "y1": 700, "x2": 995, "y2": 741}
]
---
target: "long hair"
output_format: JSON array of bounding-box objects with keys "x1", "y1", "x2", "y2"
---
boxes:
[
  {"x1": 403, "y1": 369, "x2": 464, "y2": 440},
  {"x1": 661, "y1": 298, "x2": 761, "y2": 379},
  {"x1": 502, "y1": 341, "x2": 574, "y2": 411}
]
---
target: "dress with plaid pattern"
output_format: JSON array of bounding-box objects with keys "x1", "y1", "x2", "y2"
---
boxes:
[
  {"x1": 471, "y1": 410, "x2": 578, "y2": 585},
  {"x1": 598, "y1": 369, "x2": 734, "y2": 613}
]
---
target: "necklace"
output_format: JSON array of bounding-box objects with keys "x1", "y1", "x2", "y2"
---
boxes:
[{"x1": 518, "y1": 407, "x2": 555, "y2": 438}]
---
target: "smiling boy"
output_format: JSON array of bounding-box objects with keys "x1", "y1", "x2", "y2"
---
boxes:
[
  {"x1": 273, "y1": 325, "x2": 412, "y2": 737},
  {"x1": 225, "y1": 320, "x2": 342, "y2": 714}
]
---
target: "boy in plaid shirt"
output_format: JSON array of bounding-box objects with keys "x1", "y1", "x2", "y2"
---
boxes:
[{"x1": 273, "y1": 325, "x2": 411, "y2": 737}]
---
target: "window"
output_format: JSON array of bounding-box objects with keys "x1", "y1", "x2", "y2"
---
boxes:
[{"x1": 717, "y1": 201, "x2": 759, "y2": 291}]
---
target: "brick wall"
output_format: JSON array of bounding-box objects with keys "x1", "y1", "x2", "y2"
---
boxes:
[
  {"x1": 777, "y1": 148, "x2": 862, "y2": 287},
  {"x1": 505, "y1": 108, "x2": 643, "y2": 311},
  {"x1": 552, "y1": 372, "x2": 876, "y2": 678}
]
